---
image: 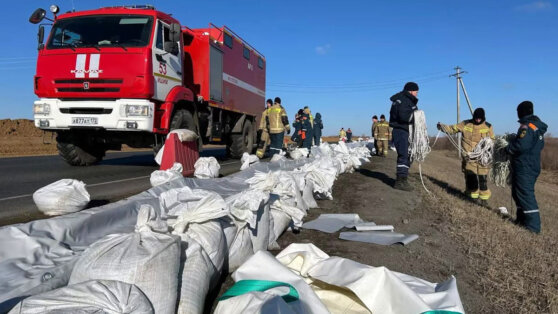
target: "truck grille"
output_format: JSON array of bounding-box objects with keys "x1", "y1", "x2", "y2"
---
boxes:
[
  {"x1": 59, "y1": 108, "x2": 113, "y2": 114},
  {"x1": 55, "y1": 78, "x2": 122, "y2": 93}
]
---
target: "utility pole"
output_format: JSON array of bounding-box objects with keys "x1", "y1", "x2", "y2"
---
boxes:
[{"x1": 450, "y1": 66, "x2": 475, "y2": 157}]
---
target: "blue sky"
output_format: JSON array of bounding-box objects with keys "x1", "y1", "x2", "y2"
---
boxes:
[{"x1": 1, "y1": 0, "x2": 556, "y2": 137}]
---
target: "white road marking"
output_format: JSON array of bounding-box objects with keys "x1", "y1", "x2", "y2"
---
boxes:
[{"x1": 0, "y1": 160, "x2": 240, "y2": 202}]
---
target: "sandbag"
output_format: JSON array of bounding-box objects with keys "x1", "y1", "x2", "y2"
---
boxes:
[
  {"x1": 150, "y1": 162, "x2": 183, "y2": 187},
  {"x1": 170, "y1": 129, "x2": 199, "y2": 142},
  {"x1": 177, "y1": 242, "x2": 216, "y2": 314},
  {"x1": 240, "y1": 153, "x2": 259, "y2": 170},
  {"x1": 69, "y1": 205, "x2": 180, "y2": 314},
  {"x1": 9, "y1": 280, "x2": 154, "y2": 314},
  {"x1": 214, "y1": 289, "x2": 296, "y2": 314},
  {"x1": 32, "y1": 179, "x2": 90, "y2": 216},
  {"x1": 270, "y1": 154, "x2": 287, "y2": 162},
  {"x1": 289, "y1": 148, "x2": 309, "y2": 160},
  {"x1": 194, "y1": 157, "x2": 220, "y2": 179}
]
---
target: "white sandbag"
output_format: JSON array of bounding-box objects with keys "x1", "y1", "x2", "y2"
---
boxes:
[
  {"x1": 194, "y1": 156, "x2": 220, "y2": 179},
  {"x1": 32, "y1": 179, "x2": 90, "y2": 216},
  {"x1": 177, "y1": 241, "x2": 216, "y2": 314},
  {"x1": 302, "y1": 180, "x2": 319, "y2": 208},
  {"x1": 249, "y1": 202, "x2": 272, "y2": 253},
  {"x1": 228, "y1": 227, "x2": 254, "y2": 271},
  {"x1": 169, "y1": 128, "x2": 199, "y2": 142},
  {"x1": 168, "y1": 189, "x2": 229, "y2": 234},
  {"x1": 269, "y1": 209, "x2": 292, "y2": 243},
  {"x1": 227, "y1": 190, "x2": 270, "y2": 229},
  {"x1": 245, "y1": 171, "x2": 278, "y2": 192},
  {"x1": 155, "y1": 145, "x2": 164, "y2": 165},
  {"x1": 69, "y1": 205, "x2": 180, "y2": 314},
  {"x1": 240, "y1": 152, "x2": 259, "y2": 170},
  {"x1": 9, "y1": 280, "x2": 154, "y2": 314},
  {"x1": 150, "y1": 162, "x2": 183, "y2": 187},
  {"x1": 289, "y1": 148, "x2": 309, "y2": 160}
]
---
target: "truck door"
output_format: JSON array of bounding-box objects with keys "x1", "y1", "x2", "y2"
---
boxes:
[{"x1": 152, "y1": 21, "x2": 182, "y2": 101}]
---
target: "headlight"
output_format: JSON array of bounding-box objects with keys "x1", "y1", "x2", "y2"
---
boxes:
[
  {"x1": 125, "y1": 104, "x2": 151, "y2": 117},
  {"x1": 34, "y1": 103, "x2": 50, "y2": 115}
]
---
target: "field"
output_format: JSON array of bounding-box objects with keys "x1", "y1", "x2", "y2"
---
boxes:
[{"x1": 0, "y1": 119, "x2": 149, "y2": 158}]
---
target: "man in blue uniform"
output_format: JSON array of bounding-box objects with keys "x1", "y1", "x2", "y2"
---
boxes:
[
  {"x1": 389, "y1": 82, "x2": 419, "y2": 191},
  {"x1": 506, "y1": 101, "x2": 547, "y2": 233}
]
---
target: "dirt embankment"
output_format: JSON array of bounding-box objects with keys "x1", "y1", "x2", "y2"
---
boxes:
[{"x1": 0, "y1": 119, "x2": 148, "y2": 158}]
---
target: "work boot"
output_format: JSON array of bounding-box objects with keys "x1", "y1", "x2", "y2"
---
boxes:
[{"x1": 394, "y1": 176, "x2": 413, "y2": 191}]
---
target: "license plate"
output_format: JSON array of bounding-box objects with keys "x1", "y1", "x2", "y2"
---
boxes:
[{"x1": 71, "y1": 117, "x2": 98, "y2": 125}]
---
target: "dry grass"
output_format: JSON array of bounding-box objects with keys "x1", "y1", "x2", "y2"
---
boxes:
[{"x1": 419, "y1": 151, "x2": 558, "y2": 313}]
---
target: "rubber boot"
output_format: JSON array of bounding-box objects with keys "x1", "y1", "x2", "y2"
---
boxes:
[{"x1": 394, "y1": 176, "x2": 413, "y2": 191}]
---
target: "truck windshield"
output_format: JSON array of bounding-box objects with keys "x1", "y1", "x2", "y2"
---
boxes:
[{"x1": 47, "y1": 15, "x2": 153, "y2": 49}]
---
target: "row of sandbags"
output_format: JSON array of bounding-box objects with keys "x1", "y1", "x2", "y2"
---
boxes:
[{"x1": 2, "y1": 142, "x2": 371, "y2": 313}]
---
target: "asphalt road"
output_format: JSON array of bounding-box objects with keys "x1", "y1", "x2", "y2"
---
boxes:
[{"x1": 0, "y1": 147, "x2": 246, "y2": 226}]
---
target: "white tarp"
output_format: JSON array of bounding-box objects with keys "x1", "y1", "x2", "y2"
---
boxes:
[
  {"x1": 8, "y1": 280, "x2": 154, "y2": 314},
  {"x1": 339, "y1": 231, "x2": 419, "y2": 246},
  {"x1": 216, "y1": 243, "x2": 464, "y2": 314},
  {"x1": 302, "y1": 214, "x2": 364, "y2": 233},
  {"x1": 32, "y1": 179, "x2": 90, "y2": 216}
]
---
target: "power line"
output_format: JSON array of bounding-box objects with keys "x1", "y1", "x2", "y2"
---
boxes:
[{"x1": 267, "y1": 70, "x2": 451, "y2": 88}]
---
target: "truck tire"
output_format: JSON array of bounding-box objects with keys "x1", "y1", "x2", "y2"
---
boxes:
[
  {"x1": 154, "y1": 109, "x2": 198, "y2": 156},
  {"x1": 56, "y1": 136, "x2": 105, "y2": 166},
  {"x1": 228, "y1": 121, "x2": 254, "y2": 158}
]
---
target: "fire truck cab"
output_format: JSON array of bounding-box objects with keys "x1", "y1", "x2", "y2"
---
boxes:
[{"x1": 29, "y1": 5, "x2": 265, "y2": 165}]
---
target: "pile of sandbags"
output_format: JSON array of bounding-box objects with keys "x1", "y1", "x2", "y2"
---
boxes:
[{"x1": 4, "y1": 142, "x2": 378, "y2": 314}]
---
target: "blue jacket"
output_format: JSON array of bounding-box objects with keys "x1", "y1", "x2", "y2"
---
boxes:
[
  {"x1": 506, "y1": 115, "x2": 547, "y2": 175},
  {"x1": 389, "y1": 91, "x2": 418, "y2": 131},
  {"x1": 313, "y1": 113, "x2": 323, "y2": 138}
]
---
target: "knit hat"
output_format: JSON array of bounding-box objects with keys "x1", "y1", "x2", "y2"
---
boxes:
[
  {"x1": 403, "y1": 82, "x2": 419, "y2": 92},
  {"x1": 372, "y1": 115, "x2": 378, "y2": 120},
  {"x1": 274, "y1": 97, "x2": 281, "y2": 104},
  {"x1": 517, "y1": 101, "x2": 534, "y2": 119},
  {"x1": 266, "y1": 98, "x2": 273, "y2": 106},
  {"x1": 473, "y1": 108, "x2": 485, "y2": 124},
  {"x1": 380, "y1": 114, "x2": 385, "y2": 119}
]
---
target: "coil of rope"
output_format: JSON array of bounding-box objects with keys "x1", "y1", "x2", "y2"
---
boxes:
[{"x1": 408, "y1": 110, "x2": 432, "y2": 193}]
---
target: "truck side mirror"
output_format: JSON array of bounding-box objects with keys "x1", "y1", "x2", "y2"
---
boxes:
[
  {"x1": 170, "y1": 23, "x2": 181, "y2": 42},
  {"x1": 38, "y1": 25, "x2": 45, "y2": 50},
  {"x1": 29, "y1": 8, "x2": 47, "y2": 24},
  {"x1": 164, "y1": 41, "x2": 178, "y2": 55}
]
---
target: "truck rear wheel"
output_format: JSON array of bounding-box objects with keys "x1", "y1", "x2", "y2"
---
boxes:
[
  {"x1": 56, "y1": 135, "x2": 105, "y2": 166},
  {"x1": 227, "y1": 121, "x2": 254, "y2": 158}
]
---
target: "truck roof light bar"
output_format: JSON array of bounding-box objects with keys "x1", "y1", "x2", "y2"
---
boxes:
[{"x1": 102, "y1": 5, "x2": 155, "y2": 10}]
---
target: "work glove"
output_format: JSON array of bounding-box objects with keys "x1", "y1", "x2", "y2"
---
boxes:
[
  {"x1": 257, "y1": 129, "x2": 262, "y2": 140},
  {"x1": 437, "y1": 122, "x2": 442, "y2": 130},
  {"x1": 286, "y1": 128, "x2": 291, "y2": 135}
]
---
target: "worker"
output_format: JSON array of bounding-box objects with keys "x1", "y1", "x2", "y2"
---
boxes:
[
  {"x1": 373, "y1": 114, "x2": 391, "y2": 157},
  {"x1": 438, "y1": 108, "x2": 495, "y2": 205},
  {"x1": 301, "y1": 109, "x2": 313, "y2": 149},
  {"x1": 346, "y1": 128, "x2": 353, "y2": 143},
  {"x1": 506, "y1": 101, "x2": 547, "y2": 234},
  {"x1": 389, "y1": 82, "x2": 419, "y2": 191},
  {"x1": 268, "y1": 97, "x2": 290, "y2": 156},
  {"x1": 339, "y1": 128, "x2": 346, "y2": 142},
  {"x1": 371, "y1": 115, "x2": 379, "y2": 155},
  {"x1": 313, "y1": 112, "x2": 323, "y2": 146},
  {"x1": 291, "y1": 110, "x2": 302, "y2": 146},
  {"x1": 303, "y1": 106, "x2": 314, "y2": 146},
  {"x1": 256, "y1": 99, "x2": 272, "y2": 158}
]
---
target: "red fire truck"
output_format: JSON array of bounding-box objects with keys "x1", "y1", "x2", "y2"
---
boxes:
[{"x1": 29, "y1": 5, "x2": 265, "y2": 165}]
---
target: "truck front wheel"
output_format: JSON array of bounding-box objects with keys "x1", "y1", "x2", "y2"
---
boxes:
[
  {"x1": 57, "y1": 134, "x2": 105, "y2": 166},
  {"x1": 227, "y1": 121, "x2": 254, "y2": 158}
]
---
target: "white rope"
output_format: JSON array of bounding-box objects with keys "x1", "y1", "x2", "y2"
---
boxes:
[
  {"x1": 408, "y1": 110, "x2": 432, "y2": 194},
  {"x1": 489, "y1": 136, "x2": 511, "y2": 187},
  {"x1": 467, "y1": 137, "x2": 494, "y2": 167},
  {"x1": 408, "y1": 110, "x2": 431, "y2": 163}
]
